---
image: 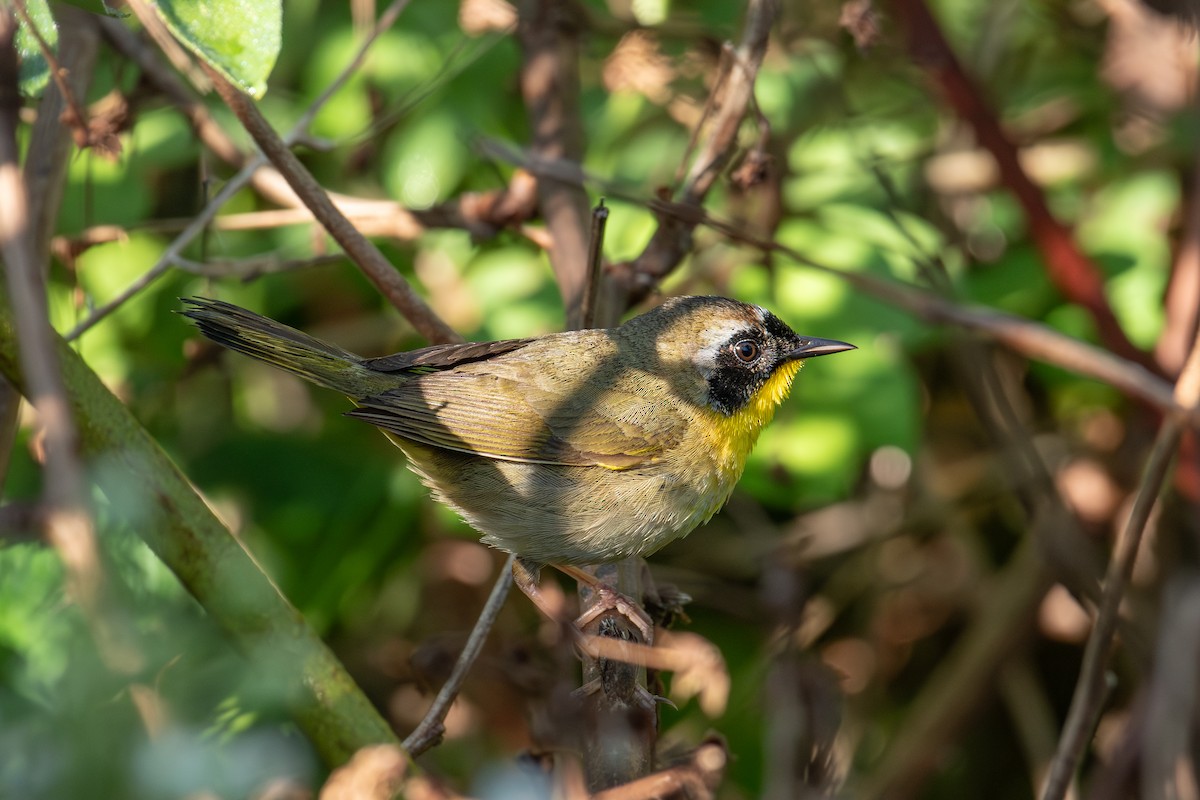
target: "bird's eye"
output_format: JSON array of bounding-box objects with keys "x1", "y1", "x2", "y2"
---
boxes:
[{"x1": 733, "y1": 339, "x2": 760, "y2": 363}]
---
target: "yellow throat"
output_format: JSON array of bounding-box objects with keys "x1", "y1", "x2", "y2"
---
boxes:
[{"x1": 704, "y1": 359, "x2": 804, "y2": 476}]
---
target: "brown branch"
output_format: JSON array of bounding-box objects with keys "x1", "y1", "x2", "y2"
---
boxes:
[
  {"x1": 0, "y1": 9, "x2": 139, "y2": 674},
  {"x1": 103, "y1": 12, "x2": 527, "y2": 238},
  {"x1": 884, "y1": 0, "x2": 1155, "y2": 374},
  {"x1": 97, "y1": 3, "x2": 529, "y2": 244},
  {"x1": 95, "y1": 15, "x2": 242, "y2": 164},
  {"x1": 204, "y1": 65, "x2": 460, "y2": 344},
  {"x1": 75, "y1": 1, "x2": 466, "y2": 344},
  {"x1": 57, "y1": 171, "x2": 539, "y2": 253},
  {"x1": 607, "y1": 0, "x2": 779, "y2": 312},
  {"x1": 580, "y1": 199, "x2": 609, "y2": 329},
  {"x1": 1041, "y1": 323, "x2": 1200, "y2": 799},
  {"x1": 516, "y1": 0, "x2": 593, "y2": 328},
  {"x1": 402, "y1": 554, "x2": 514, "y2": 756},
  {"x1": 11, "y1": 0, "x2": 93, "y2": 151},
  {"x1": 0, "y1": 6, "x2": 98, "y2": 491}
]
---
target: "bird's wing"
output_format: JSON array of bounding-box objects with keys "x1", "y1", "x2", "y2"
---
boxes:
[
  {"x1": 361, "y1": 338, "x2": 535, "y2": 374},
  {"x1": 346, "y1": 371, "x2": 684, "y2": 469}
]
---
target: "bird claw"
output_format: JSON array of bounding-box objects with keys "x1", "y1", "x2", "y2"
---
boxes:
[{"x1": 575, "y1": 584, "x2": 655, "y2": 645}]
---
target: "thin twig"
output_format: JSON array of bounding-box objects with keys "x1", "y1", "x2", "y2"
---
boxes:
[
  {"x1": 610, "y1": 0, "x2": 778, "y2": 311},
  {"x1": 58, "y1": 171, "x2": 539, "y2": 247},
  {"x1": 402, "y1": 553, "x2": 514, "y2": 756},
  {"x1": 96, "y1": 14, "x2": 243, "y2": 164},
  {"x1": 11, "y1": 0, "x2": 90, "y2": 149},
  {"x1": 202, "y1": 61, "x2": 460, "y2": 344},
  {"x1": 1041, "y1": 322, "x2": 1200, "y2": 800},
  {"x1": 580, "y1": 199, "x2": 608, "y2": 329},
  {"x1": 70, "y1": 1, "x2": 448, "y2": 342},
  {"x1": 65, "y1": 153, "x2": 265, "y2": 340},
  {"x1": 297, "y1": 0, "x2": 415, "y2": 135}
]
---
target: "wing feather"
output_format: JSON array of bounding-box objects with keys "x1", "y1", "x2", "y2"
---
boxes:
[{"x1": 346, "y1": 370, "x2": 683, "y2": 469}]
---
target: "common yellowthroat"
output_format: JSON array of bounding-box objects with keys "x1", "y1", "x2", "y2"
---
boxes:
[{"x1": 181, "y1": 296, "x2": 853, "y2": 569}]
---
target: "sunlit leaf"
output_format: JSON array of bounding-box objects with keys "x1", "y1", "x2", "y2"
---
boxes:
[
  {"x1": 14, "y1": 0, "x2": 57, "y2": 97},
  {"x1": 154, "y1": 0, "x2": 282, "y2": 98}
]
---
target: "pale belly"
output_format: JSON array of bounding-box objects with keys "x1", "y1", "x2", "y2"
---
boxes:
[{"x1": 400, "y1": 443, "x2": 741, "y2": 565}]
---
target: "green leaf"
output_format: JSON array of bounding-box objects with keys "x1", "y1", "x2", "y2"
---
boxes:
[
  {"x1": 154, "y1": 0, "x2": 282, "y2": 98},
  {"x1": 13, "y1": 0, "x2": 58, "y2": 97}
]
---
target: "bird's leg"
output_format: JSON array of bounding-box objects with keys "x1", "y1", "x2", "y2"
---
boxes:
[
  {"x1": 555, "y1": 563, "x2": 655, "y2": 646},
  {"x1": 510, "y1": 559, "x2": 655, "y2": 645},
  {"x1": 511, "y1": 558, "x2": 566, "y2": 622}
]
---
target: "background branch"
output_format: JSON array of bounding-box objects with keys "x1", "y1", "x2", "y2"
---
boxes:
[
  {"x1": 607, "y1": 0, "x2": 778, "y2": 311},
  {"x1": 884, "y1": 0, "x2": 1155, "y2": 373},
  {"x1": 1041, "y1": 320, "x2": 1200, "y2": 800},
  {"x1": 517, "y1": 0, "x2": 593, "y2": 329},
  {"x1": 0, "y1": 294, "x2": 402, "y2": 766}
]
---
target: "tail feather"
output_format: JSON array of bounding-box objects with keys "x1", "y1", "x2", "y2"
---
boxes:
[{"x1": 179, "y1": 297, "x2": 397, "y2": 397}]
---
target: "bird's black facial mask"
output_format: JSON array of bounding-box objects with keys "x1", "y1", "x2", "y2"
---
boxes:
[{"x1": 705, "y1": 312, "x2": 798, "y2": 416}]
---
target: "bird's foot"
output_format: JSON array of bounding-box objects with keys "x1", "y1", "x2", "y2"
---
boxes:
[
  {"x1": 512, "y1": 558, "x2": 655, "y2": 645},
  {"x1": 573, "y1": 582, "x2": 655, "y2": 645}
]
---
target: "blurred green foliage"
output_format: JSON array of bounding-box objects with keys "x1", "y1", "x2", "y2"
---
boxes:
[{"x1": 1, "y1": 0, "x2": 1183, "y2": 797}]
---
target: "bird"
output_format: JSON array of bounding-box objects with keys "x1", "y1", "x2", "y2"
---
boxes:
[{"x1": 181, "y1": 295, "x2": 854, "y2": 635}]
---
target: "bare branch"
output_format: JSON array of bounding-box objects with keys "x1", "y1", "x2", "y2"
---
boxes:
[
  {"x1": 72, "y1": 1, "x2": 465, "y2": 344},
  {"x1": 65, "y1": 153, "x2": 266, "y2": 340},
  {"x1": 0, "y1": 6, "x2": 98, "y2": 491},
  {"x1": 608, "y1": 0, "x2": 779, "y2": 311},
  {"x1": 402, "y1": 554, "x2": 514, "y2": 756},
  {"x1": 516, "y1": 0, "x2": 593, "y2": 328},
  {"x1": 203, "y1": 61, "x2": 460, "y2": 344},
  {"x1": 1041, "y1": 308, "x2": 1200, "y2": 800}
]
